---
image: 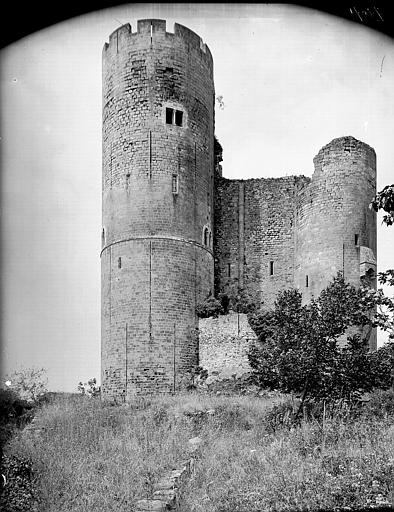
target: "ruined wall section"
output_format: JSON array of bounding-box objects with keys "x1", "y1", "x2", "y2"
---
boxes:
[
  {"x1": 214, "y1": 175, "x2": 310, "y2": 309},
  {"x1": 199, "y1": 313, "x2": 256, "y2": 378},
  {"x1": 102, "y1": 20, "x2": 215, "y2": 400}
]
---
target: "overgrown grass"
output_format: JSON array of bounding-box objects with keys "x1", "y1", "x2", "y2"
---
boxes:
[
  {"x1": 3, "y1": 390, "x2": 394, "y2": 511},
  {"x1": 181, "y1": 391, "x2": 394, "y2": 512},
  {"x1": 2, "y1": 392, "x2": 282, "y2": 511}
]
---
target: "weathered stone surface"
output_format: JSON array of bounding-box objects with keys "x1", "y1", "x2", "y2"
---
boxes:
[
  {"x1": 199, "y1": 312, "x2": 255, "y2": 377},
  {"x1": 134, "y1": 498, "x2": 167, "y2": 511},
  {"x1": 153, "y1": 479, "x2": 175, "y2": 492},
  {"x1": 137, "y1": 453, "x2": 197, "y2": 511},
  {"x1": 188, "y1": 436, "x2": 202, "y2": 447},
  {"x1": 102, "y1": 19, "x2": 215, "y2": 400},
  {"x1": 152, "y1": 488, "x2": 176, "y2": 505}
]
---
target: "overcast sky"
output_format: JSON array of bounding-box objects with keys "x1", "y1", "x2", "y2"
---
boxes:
[{"x1": 1, "y1": 3, "x2": 393, "y2": 392}]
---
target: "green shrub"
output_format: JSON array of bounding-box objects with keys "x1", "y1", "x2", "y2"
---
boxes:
[
  {"x1": 361, "y1": 389, "x2": 394, "y2": 419},
  {"x1": 0, "y1": 454, "x2": 39, "y2": 512},
  {"x1": 263, "y1": 398, "x2": 300, "y2": 432},
  {"x1": 4, "y1": 368, "x2": 48, "y2": 403},
  {"x1": 196, "y1": 296, "x2": 223, "y2": 318},
  {"x1": 77, "y1": 377, "x2": 101, "y2": 397},
  {"x1": 248, "y1": 274, "x2": 394, "y2": 405},
  {"x1": 0, "y1": 389, "x2": 33, "y2": 450}
]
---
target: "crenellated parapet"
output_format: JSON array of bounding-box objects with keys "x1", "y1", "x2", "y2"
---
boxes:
[{"x1": 103, "y1": 19, "x2": 213, "y2": 70}]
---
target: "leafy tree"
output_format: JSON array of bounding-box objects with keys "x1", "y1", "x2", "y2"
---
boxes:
[
  {"x1": 248, "y1": 273, "x2": 394, "y2": 407},
  {"x1": 5, "y1": 367, "x2": 48, "y2": 403},
  {"x1": 370, "y1": 184, "x2": 394, "y2": 226}
]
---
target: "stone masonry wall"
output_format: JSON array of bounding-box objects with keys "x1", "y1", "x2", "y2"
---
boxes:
[
  {"x1": 294, "y1": 136, "x2": 376, "y2": 302},
  {"x1": 294, "y1": 136, "x2": 377, "y2": 349},
  {"x1": 199, "y1": 313, "x2": 256, "y2": 377},
  {"x1": 214, "y1": 175, "x2": 310, "y2": 309},
  {"x1": 101, "y1": 20, "x2": 215, "y2": 400}
]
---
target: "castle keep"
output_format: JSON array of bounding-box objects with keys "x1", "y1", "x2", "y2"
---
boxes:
[{"x1": 101, "y1": 20, "x2": 377, "y2": 400}]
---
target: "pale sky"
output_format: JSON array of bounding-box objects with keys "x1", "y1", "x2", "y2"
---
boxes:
[{"x1": 1, "y1": 4, "x2": 393, "y2": 392}]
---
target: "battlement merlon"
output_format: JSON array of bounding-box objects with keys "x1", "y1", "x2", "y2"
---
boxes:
[
  {"x1": 313, "y1": 135, "x2": 376, "y2": 173},
  {"x1": 102, "y1": 19, "x2": 213, "y2": 69}
]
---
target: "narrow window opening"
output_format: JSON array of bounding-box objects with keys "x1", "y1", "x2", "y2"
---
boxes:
[
  {"x1": 204, "y1": 227, "x2": 208, "y2": 246},
  {"x1": 175, "y1": 110, "x2": 183, "y2": 126},
  {"x1": 228, "y1": 263, "x2": 231, "y2": 277},
  {"x1": 172, "y1": 174, "x2": 178, "y2": 194},
  {"x1": 118, "y1": 257, "x2": 122, "y2": 269},
  {"x1": 306, "y1": 275, "x2": 309, "y2": 287},
  {"x1": 209, "y1": 232, "x2": 212, "y2": 248},
  {"x1": 355, "y1": 233, "x2": 359, "y2": 246},
  {"x1": 166, "y1": 107, "x2": 174, "y2": 124},
  {"x1": 150, "y1": 22, "x2": 153, "y2": 44},
  {"x1": 270, "y1": 261, "x2": 274, "y2": 276},
  {"x1": 102, "y1": 228, "x2": 105, "y2": 245}
]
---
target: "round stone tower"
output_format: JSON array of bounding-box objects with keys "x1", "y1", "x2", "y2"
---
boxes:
[
  {"x1": 101, "y1": 20, "x2": 215, "y2": 400},
  {"x1": 294, "y1": 136, "x2": 377, "y2": 347}
]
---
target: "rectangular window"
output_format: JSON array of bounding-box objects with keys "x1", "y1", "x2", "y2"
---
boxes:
[
  {"x1": 172, "y1": 174, "x2": 178, "y2": 194},
  {"x1": 175, "y1": 110, "x2": 183, "y2": 126},
  {"x1": 355, "y1": 233, "x2": 359, "y2": 246},
  {"x1": 306, "y1": 275, "x2": 309, "y2": 287},
  {"x1": 166, "y1": 107, "x2": 174, "y2": 124},
  {"x1": 270, "y1": 261, "x2": 274, "y2": 276},
  {"x1": 228, "y1": 263, "x2": 231, "y2": 277},
  {"x1": 118, "y1": 257, "x2": 122, "y2": 269}
]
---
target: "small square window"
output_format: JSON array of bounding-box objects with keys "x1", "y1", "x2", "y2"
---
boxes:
[
  {"x1": 166, "y1": 107, "x2": 174, "y2": 124},
  {"x1": 175, "y1": 110, "x2": 183, "y2": 126}
]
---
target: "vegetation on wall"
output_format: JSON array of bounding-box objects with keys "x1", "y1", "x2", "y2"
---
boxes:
[{"x1": 196, "y1": 295, "x2": 224, "y2": 318}]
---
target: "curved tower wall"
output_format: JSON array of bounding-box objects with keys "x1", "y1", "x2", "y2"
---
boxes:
[
  {"x1": 101, "y1": 20, "x2": 215, "y2": 400},
  {"x1": 295, "y1": 136, "x2": 377, "y2": 338}
]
